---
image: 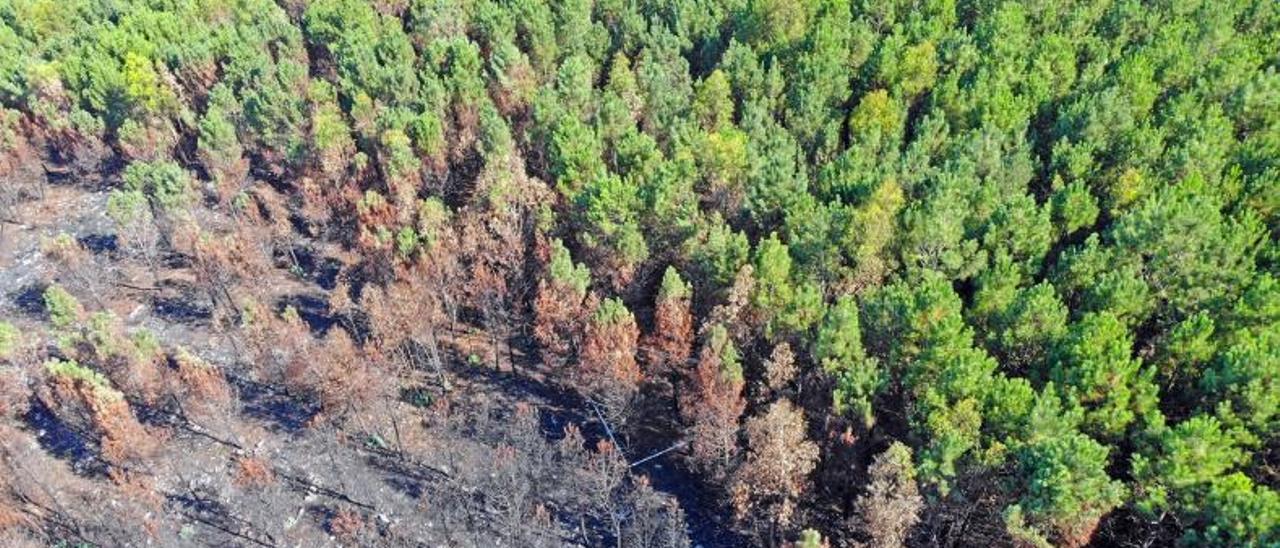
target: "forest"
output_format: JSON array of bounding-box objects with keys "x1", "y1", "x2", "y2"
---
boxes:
[{"x1": 0, "y1": 0, "x2": 1277, "y2": 546}]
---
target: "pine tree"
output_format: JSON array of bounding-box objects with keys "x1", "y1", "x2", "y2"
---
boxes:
[
  {"x1": 814, "y1": 295, "x2": 881, "y2": 427},
  {"x1": 580, "y1": 298, "x2": 643, "y2": 424},
  {"x1": 855, "y1": 442, "x2": 923, "y2": 548},
  {"x1": 681, "y1": 324, "x2": 745, "y2": 478}
]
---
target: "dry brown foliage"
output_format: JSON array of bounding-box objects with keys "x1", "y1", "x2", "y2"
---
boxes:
[
  {"x1": 0, "y1": 422, "x2": 172, "y2": 544},
  {"x1": 0, "y1": 504, "x2": 30, "y2": 535},
  {"x1": 102, "y1": 336, "x2": 167, "y2": 407},
  {"x1": 42, "y1": 235, "x2": 111, "y2": 307},
  {"x1": 680, "y1": 330, "x2": 746, "y2": 478},
  {"x1": 0, "y1": 116, "x2": 44, "y2": 224},
  {"x1": 354, "y1": 191, "x2": 398, "y2": 254},
  {"x1": 492, "y1": 58, "x2": 537, "y2": 117},
  {"x1": 470, "y1": 262, "x2": 513, "y2": 367},
  {"x1": 94, "y1": 398, "x2": 160, "y2": 466},
  {"x1": 328, "y1": 508, "x2": 365, "y2": 539},
  {"x1": 242, "y1": 186, "x2": 300, "y2": 261},
  {"x1": 644, "y1": 284, "x2": 694, "y2": 381},
  {"x1": 707, "y1": 265, "x2": 757, "y2": 338},
  {"x1": 0, "y1": 427, "x2": 45, "y2": 536},
  {"x1": 284, "y1": 327, "x2": 392, "y2": 423},
  {"x1": 108, "y1": 468, "x2": 163, "y2": 511},
  {"x1": 241, "y1": 299, "x2": 309, "y2": 382},
  {"x1": 855, "y1": 442, "x2": 923, "y2": 548},
  {"x1": 200, "y1": 137, "x2": 249, "y2": 207},
  {"x1": 296, "y1": 177, "x2": 337, "y2": 233},
  {"x1": 360, "y1": 285, "x2": 408, "y2": 349},
  {"x1": 42, "y1": 371, "x2": 157, "y2": 466},
  {"x1": 192, "y1": 231, "x2": 269, "y2": 319},
  {"x1": 361, "y1": 277, "x2": 448, "y2": 384},
  {"x1": 762, "y1": 342, "x2": 797, "y2": 396},
  {"x1": 578, "y1": 303, "x2": 643, "y2": 424},
  {"x1": 0, "y1": 360, "x2": 31, "y2": 420},
  {"x1": 172, "y1": 348, "x2": 233, "y2": 420},
  {"x1": 534, "y1": 281, "x2": 590, "y2": 365},
  {"x1": 233, "y1": 456, "x2": 276, "y2": 489},
  {"x1": 310, "y1": 97, "x2": 355, "y2": 184},
  {"x1": 730, "y1": 399, "x2": 819, "y2": 529}
]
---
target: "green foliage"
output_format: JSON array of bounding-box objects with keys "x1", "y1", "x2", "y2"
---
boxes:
[
  {"x1": 107, "y1": 189, "x2": 152, "y2": 226},
  {"x1": 1202, "y1": 328, "x2": 1280, "y2": 437},
  {"x1": 690, "y1": 217, "x2": 750, "y2": 291},
  {"x1": 1110, "y1": 177, "x2": 1265, "y2": 320},
  {"x1": 43, "y1": 285, "x2": 83, "y2": 329},
  {"x1": 848, "y1": 90, "x2": 903, "y2": 144},
  {"x1": 981, "y1": 194, "x2": 1053, "y2": 274},
  {"x1": 130, "y1": 329, "x2": 161, "y2": 361},
  {"x1": 550, "y1": 116, "x2": 605, "y2": 197},
  {"x1": 863, "y1": 272, "x2": 1000, "y2": 487},
  {"x1": 658, "y1": 266, "x2": 690, "y2": 302},
  {"x1": 898, "y1": 184, "x2": 986, "y2": 281},
  {"x1": 0, "y1": 321, "x2": 17, "y2": 360},
  {"x1": 598, "y1": 54, "x2": 641, "y2": 141},
  {"x1": 1049, "y1": 180, "x2": 1099, "y2": 237},
  {"x1": 744, "y1": 106, "x2": 809, "y2": 230},
  {"x1": 752, "y1": 233, "x2": 822, "y2": 338},
  {"x1": 197, "y1": 86, "x2": 245, "y2": 181},
  {"x1": 1157, "y1": 312, "x2": 1217, "y2": 389},
  {"x1": 704, "y1": 323, "x2": 742, "y2": 383},
  {"x1": 1003, "y1": 504, "x2": 1053, "y2": 548},
  {"x1": 1049, "y1": 312, "x2": 1159, "y2": 440},
  {"x1": 395, "y1": 227, "x2": 419, "y2": 258},
  {"x1": 863, "y1": 272, "x2": 992, "y2": 394},
  {"x1": 548, "y1": 239, "x2": 591, "y2": 296},
  {"x1": 794, "y1": 529, "x2": 827, "y2": 548},
  {"x1": 634, "y1": 28, "x2": 693, "y2": 139},
  {"x1": 696, "y1": 126, "x2": 750, "y2": 199},
  {"x1": 693, "y1": 70, "x2": 734, "y2": 131},
  {"x1": 408, "y1": 110, "x2": 444, "y2": 158},
  {"x1": 594, "y1": 297, "x2": 632, "y2": 326},
  {"x1": 815, "y1": 296, "x2": 881, "y2": 426},
  {"x1": 743, "y1": 0, "x2": 817, "y2": 51},
  {"x1": 415, "y1": 198, "x2": 450, "y2": 249},
  {"x1": 304, "y1": 0, "x2": 419, "y2": 106},
  {"x1": 973, "y1": 262, "x2": 1069, "y2": 374},
  {"x1": 1052, "y1": 235, "x2": 1154, "y2": 325},
  {"x1": 874, "y1": 37, "x2": 938, "y2": 99},
  {"x1": 74, "y1": 311, "x2": 124, "y2": 359},
  {"x1": 1131, "y1": 414, "x2": 1253, "y2": 517},
  {"x1": 1187, "y1": 474, "x2": 1280, "y2": 546},
  {"x1": 784, "y1": 1, "x2": 853, "y2": 156},
  {"x1": 1010, "y1": 430, "x2": 1125, "y2": 544},
  {"x1": 122, "y1": 160, "x2": 193, "y2": 212},
  {"x1": 308, "y1": 80, "x2": 354, "y2": 165},
  {"x1": 380, "y1": 128, "x2": 417, "y2": 180},
  {"x1": 574, "y1": 172, "x2": 649, "y2": 269},
  {"x1": 752, "y1": 233, "x2": 793, "y2": 312},
  {"x1": 45, "y1": 359, "x2": 122, "y2": 402}
]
